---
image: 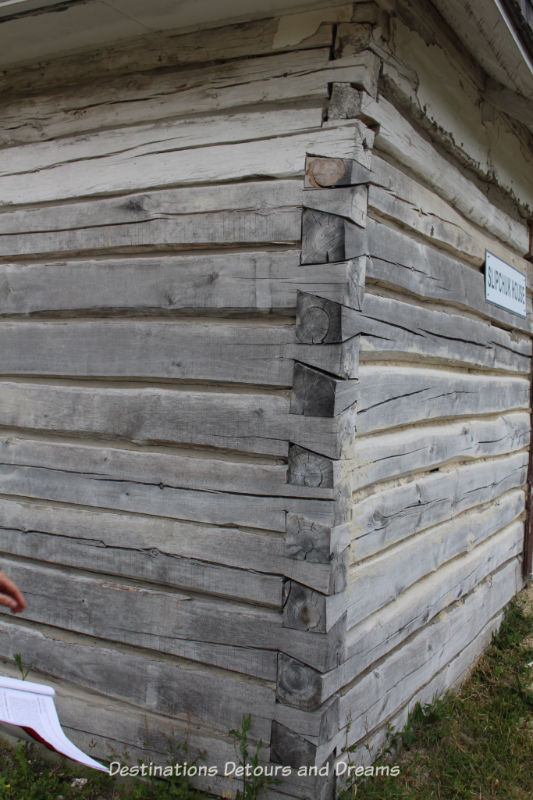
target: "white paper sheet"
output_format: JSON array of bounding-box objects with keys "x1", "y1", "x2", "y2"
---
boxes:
[{"x1": 0, "y1": 675, "x2": 108, "y2": 772}]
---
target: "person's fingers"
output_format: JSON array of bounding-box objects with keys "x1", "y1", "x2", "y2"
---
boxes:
[
  {"x1": 0, "y1": 592, "x2": 18, "y2": 611},
  {"x1": 0, "y1": 573, "x2": 26, "y2": 613}
]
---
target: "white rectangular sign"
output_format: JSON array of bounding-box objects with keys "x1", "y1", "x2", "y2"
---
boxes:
[{"x1": 485, "y1": 250, "x2": 526, "y2": 317}]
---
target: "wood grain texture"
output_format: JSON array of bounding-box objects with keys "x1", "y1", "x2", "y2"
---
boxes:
[
  {"x1": 337, "y1": 557, "x2": 522, "y2": 748},
  {"x1": 0, "y1": 612, "x2": 274, "y2": 738},
  {"x1": 0, "y1": 381, "x2": 355, "y2": 458},
  {"x1": 349, "y1": 452, "x2": 528, "y2": 563},
  {"x1": 349, "y1": 218, "x2": 532, "y2": 332},
  {"x1": 0, "y1": 120, "x2": 373, "y2": 204},
  {"x1": 356, "y1": 365, "x2": 530, "y2": 434},
  {"x1": 0, "y1": 180, "x2": 358, "y2": 257},
  {"x1": 0, "y1": 458, "x2": 334, "y2": 532},
  {"x1": 0, "y1": 50, "x2": 379, "y2": 146},
  {"x1": 304, "y1": 155, "x2": 371, "y2": 188},
  {"x1": 357, "y1": 292, "x2": 531, "y2": 372},
  {"x1": 0, "y1": 253, "x2": 366, "y2": 316},
  {"x1": 0, "y1": 16, "x2": 336, "y2": 94},
  {"x1": 0, "y1": 318, "x2": 358, "y2": 383},
  {"x1": 1, "y1": 558, "x2": 343, "y2": 673},
  {"x1": 345, "y1": 508, "x2": 524, "y2": 630},
  {"x1": 325, "y1": 501, "x2": 525, "y2": 697},
  {"x1": 291, "y1": 363, "x2": 358, "y2": 417},
  {"x1": 368, "y1": 153, "x2": 532, "y2": 275},
  {"x1": 0, "y1": 495, "x2": 338, "y2": 598},
  {"x1": 351, "y1": 413, "x2": 530, "y2": 491}
]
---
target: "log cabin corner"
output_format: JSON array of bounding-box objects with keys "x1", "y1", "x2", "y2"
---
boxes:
[{"x1": 0, "y1": 0, "x2": 532, "y2": 797}]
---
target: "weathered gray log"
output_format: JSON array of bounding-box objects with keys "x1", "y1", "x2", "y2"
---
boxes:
[
  {"x1": 356, "y1": 292, "x2": 530, "y2": 372},
  {"x1": 0, "y1": 122, "x2": 373, "y2": 204},
  {"x1": 0, "y1": 434, "x2": 331, "y2": 501},
  {"x1": 0, "y1": 663, "x2": 253, "y2": 800},
  {"x1": 351, "y1": 413, "x2": 530, "y2": 491},
  {"x1": 0, "y1": 611, "x2": 273, "y2": 738},
  {"x1": 296, "y1": 292, "x2": 360, "y2": 346},
  {"x1": 0, "y1": 318, "x2": 358, "y2": 383},
  {"x1": 336, "y1": 558, "x2": 522, "y2": 749},
  {"x1": 0, "y1": 381, "x2": 355, "y2": 458},
  {"x1": 0, "y1": 460, "x2": 334, "y2": 532},
  {"x1": 274, "y1": 696, "x2": 339, "y2": 750},
  {"x1": 282, "y1": 582, "x2": 348, "y2": 633},
  {"x1": 302, "y1": 185, "x2": 367, "y2": 226},
  {"x1": 328, "y1": 83, "x2": 365, "y2": 119},
  {"x1": 356, "y1": 365, "x2": 530, "y2": 434},
  {"x1": 368, "y1": 152, "x2": 531, "y2": 274},
  {"x1": 301, "y1": 209, "x2": 369, "y2": 265},
  {"x1": 276, "y1": 654, "x2": 336, "y2": 715},
  {"x1": 349, "y1": 451, "x2": 528, "y2": 563},
  {"x1": 0, "y1": 50, "x2": 379, "y2": 147},
  {"x1": 0, "y1": 254, "x2": 366, "y2": 315},
  {"x1": 0, "y1": 558, "x2": 339, "y2": 673},
  {"x1": 319, "y1": 497, "x2": 522, "y2": 703},
  {"x1": 0, "y1": 180, "x2": 359, "y2": 256},
  {"x1": 0, "y1": 495, "x2": 336, "y2": 598},
  {"x1": 362, "y1": 93, "x2": 530, "y2": 256},
  {"x1": 0, "y1": 16, "x2": 335, "y2": 94},
  {"x1": 345, "y1": 513, "x2": 524, "y2": 631},
  {"x1": 290, "y1": 364, "x2": 357, "y2": 417},
  {"x1": 351, "y1": 217, "x2": 532, "y2": 332},
  {"x1": 270, "y1": 722, "x2": 316, "y2": 767}
]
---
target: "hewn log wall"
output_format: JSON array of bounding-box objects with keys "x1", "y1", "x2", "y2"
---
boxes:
[
  {"x1": 0, "y1": 6, "x2": 373, "y2": 799},
  {"x1": 0, "y1": 1, "x2": 532, "y2": 798},
  {"x1": 317, "y1": 0, "x2": 533, "y2": 776}
]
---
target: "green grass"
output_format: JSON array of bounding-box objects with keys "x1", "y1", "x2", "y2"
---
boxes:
[
  {"x1": 0, "y1": 589, "x2": 531, "y2": 800},
  {"x1": 341, "y1": 587, "x2": 533, "y2": 800}
]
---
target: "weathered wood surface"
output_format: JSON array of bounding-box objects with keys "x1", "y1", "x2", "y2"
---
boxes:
[
  {"x1": 351, "y1": 412, "x2": 530, "y2": 490},
  {"x1": 0, "y1": 557, "x2": 344, "y2": 673},
  {"x1": 0, "y1": 254, "x2": 366, "y2": 316},
  {"x1": 349, "y1": 452, "x2": 528, "y2": 563},
  {"x1": 339, "y1": 604, "x2": 509, "y2": 770},
  {"x1": 0, "y1": 205, "x2": 301, "y2": 257},
  {"x1": 0, "y1": 14, "x2": 337, "y2": 93},
  {"x1": 358, "y1": 94, "x2": 530, "y2": 257},
  {"x1": 0, "y1": 319, "x2": 358, "y2": 382},
  {"x1": 0, "y1": 459, "x2": 334, "y2": 532},
  {"x1": 0, "y1": 434, "x2": 331, "y2": 500},
  {"x1": 349, "y1": 218, "x2": 532, "y2": 332},
  {"x1": 357, "y1": 292, "x2": 530, "y2": 372},
  {"x1": 0, "y1": 120, "x2": 373, "y2": 204},
  {"x1": 296, "y1": 288, "x2": 530, "y2": 371},
  {"x1": 0, "y1": 661, "x2": 253, "y2": 799},
  {"x1": 368, "y1": 153, "x2": 532, "y2": 275},
  {"x1": 304, "y1": 154, "x2": 371, "y2": 188},
  {"x1": 0, "y1": 381, "x2": 355, "y2": 458},
  {"x1": 345, "y1": 511, "x2": 524, "y2": 630},
  {"x1": 0, "y1": 181, "x2": 364, "y2": 257},
  {"x1": 0, "y1": 611, "x2": 274, "y2": 738},
  {"x1": 323, "y1": 500, "x2": 524, "y2": 698},
  {"x1": 336, "y1": 557, "x2": 522, "y2": 748},
  {"x1": 59, "y1": 691, "x2": 251, "y2": 800},
  {"x1": 356, "y1": 365, "x2": 530, "y2": 434},
  {"x1": 0, "y1": 50, "x2": 379, "y2": 146},
  {"x1": 0, "y1": 495, "x2": 336, "y2": 598},
  {"x1": 290, "y1": 364, "x2": 358, "y2": 416}
]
